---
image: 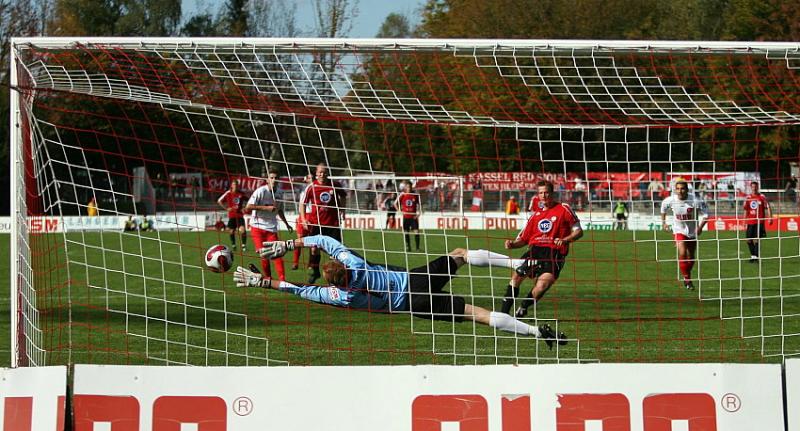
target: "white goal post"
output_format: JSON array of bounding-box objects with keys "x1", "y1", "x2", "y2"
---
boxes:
[{"x1": 9, "y1": 37, "x2": 800, "y2": 367}]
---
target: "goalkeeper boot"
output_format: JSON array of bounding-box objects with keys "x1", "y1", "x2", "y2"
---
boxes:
[
  {"x1": 683, "y1": 278, "x2": 695, "y2": 291},
  {"x1": 515, "y1": 306, "x2": 527, "y2": 318},
  {"x1": 538, "y1": 324, "x2": 568, "y2": 350}
]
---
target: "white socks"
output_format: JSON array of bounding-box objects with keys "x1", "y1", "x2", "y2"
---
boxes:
[
  {"x1": 466, "y1": 249, "x2": 525, "y2": 269},
  {"x1": 488, "y1": 311, "x2": 540, "y2": 337}
]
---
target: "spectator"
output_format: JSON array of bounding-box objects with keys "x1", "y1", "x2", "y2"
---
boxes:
[
  {"x1": 124, "y1": 216, "x2": 138, "y2": 232},
  {"x1": 647, "y1": 178, "x2": 664, "y2": 202},
  {"x1": 87, "y1": 197, "x2": 98, "y2": 217},
  {"x1": 786, "y1": 174, "x2": 798, "y2": 204},
  {"x1": 383, "y1": 192, "x2": 398, "y2": 229},
  {"x1": 505, "y1": 195, "x2": 520, "y2": 215},
  {"x1": 572, "y1": 176, "x2": 586, "y2": 211},
  {"x1": 140, "y1": 214, "x2": 155, "y2": 232},
  {"x1": 612, "y1": 200, "x2": 629, "y2": 230}
]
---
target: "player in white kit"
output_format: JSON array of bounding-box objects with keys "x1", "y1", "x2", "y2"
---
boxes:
[{"x1": 660, "y1": 180, "x2": 708, "y2": 290}]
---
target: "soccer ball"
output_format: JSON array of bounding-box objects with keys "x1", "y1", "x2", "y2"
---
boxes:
[{"x1": 205, "y1": 244, "x2": 233, "y2": 273}]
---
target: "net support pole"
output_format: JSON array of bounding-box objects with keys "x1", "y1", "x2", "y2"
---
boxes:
[{"x1": 9, "y1": 41, "x2": 19, "y2": 368}]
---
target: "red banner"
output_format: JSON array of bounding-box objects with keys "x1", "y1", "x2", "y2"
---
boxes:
[{"x1": 707, "y1": 216, "x2": 800, "y2": 232}]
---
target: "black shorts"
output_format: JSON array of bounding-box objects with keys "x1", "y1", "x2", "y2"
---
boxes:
[
  {"x1": 746, "y1": 223, "x2": 766, "y2": 239},
  {"x1": 407, "y1": 256, "x2": 465, "y2": 321},
  {"x1": 306, "y1": 225, "x2": 342, "y2": 242},
  {"x1": 227, "y1": 217, "x2": 245, "y2": 230},
  {"x1": 615, "y1": 213, "x2": 627, "y2": 221},
  {"x1": 402, "y1": 218, "x2": 419, "y2": 231},
  {"x1": 519, "y1": 246, "x2": 567, "y2": 280}
]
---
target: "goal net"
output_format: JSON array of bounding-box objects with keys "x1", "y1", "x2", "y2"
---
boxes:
[{"x1": 10, "y1": 38, "x2": 800, "y2": 367}]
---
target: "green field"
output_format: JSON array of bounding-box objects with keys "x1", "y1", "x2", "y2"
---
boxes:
[{"x1": 8, "y1": 229, "x2": 800, "y2": 367}]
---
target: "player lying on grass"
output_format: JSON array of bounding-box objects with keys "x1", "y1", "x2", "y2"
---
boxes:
[{"x1": 233, "y1": 235, "x2": 568, "y2": 349}]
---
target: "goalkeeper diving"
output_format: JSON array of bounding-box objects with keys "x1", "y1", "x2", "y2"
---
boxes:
[{"x1": 233, "y1": 235, "x2": 568, "y2": 349}]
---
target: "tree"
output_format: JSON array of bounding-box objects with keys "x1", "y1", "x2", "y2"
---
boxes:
[
  {"x1": 221, "y1": 0, "x2": 247, "y2": 36},
  {"x1": 376, "y1": 12, "x2": 412, "y2": 38},
  {"x1": 49, "y1": 0, "x2": 181, "y2": 36}
]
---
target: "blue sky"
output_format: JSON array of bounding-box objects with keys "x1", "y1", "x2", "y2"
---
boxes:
[{"x1": 186, "y1": 0, "x2": 424, "y2": 38}]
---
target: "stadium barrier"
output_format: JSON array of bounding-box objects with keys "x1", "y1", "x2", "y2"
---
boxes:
[
  {"x1": 1, "y1": 363, "x2": 790, "y2": 430},
  {"x1": 788, "y1": 358, "x2": 800, "y2": 431},
  {"x1": 0, "y1": 367, "x2": 66, "y2": 430},
  {"x1": 2, "y1": 213, "x2": 798, "y2": 234}
]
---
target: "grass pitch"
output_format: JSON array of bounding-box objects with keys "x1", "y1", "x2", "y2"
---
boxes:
[{"x1": 10, "y1": 228, "x2": 800, "y2": 367}]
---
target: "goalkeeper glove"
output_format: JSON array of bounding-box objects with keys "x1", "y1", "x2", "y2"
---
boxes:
[
  {"x1": 258, "y1": 240, "x2": 295, "y2": 259},
  {"x1": 233, "y1": 266, "x2": 272, "y2": 288}
]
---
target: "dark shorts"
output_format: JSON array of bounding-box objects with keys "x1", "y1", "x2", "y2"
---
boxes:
[
  {"x1": 306, "y1": 225, "x2": 342, "y2": 242},
  {"x1": 519, "y1": 246, "x2": 567, "y2": 280},
  {"x1": 227, "y1": 217, "x2": 245, "y2": 230},
  {"x1": 402, "y1": 217, "x2": 419, "y2": 231},
  {"x1": 746, "y1": 223, "x2": 766, "y2": 239},
  {"x1": 407, "y1": 256, "x2": 465, "y2": 321},
  {"x1": 615, "y1": 213, "x2": 627, "y2": 221}
]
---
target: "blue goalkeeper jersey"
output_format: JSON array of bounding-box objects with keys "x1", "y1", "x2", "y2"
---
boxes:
[
  {"x1": 276, "y1": 281, "x2": 390, "y2": 311},
  {"x1": 302, "y1": 235, "x2": 410, "y2": 312}
]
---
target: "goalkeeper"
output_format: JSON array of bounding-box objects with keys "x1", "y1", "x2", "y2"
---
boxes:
[{"x1": 233, "y1": 235, "x2": 567, "y2": 349}]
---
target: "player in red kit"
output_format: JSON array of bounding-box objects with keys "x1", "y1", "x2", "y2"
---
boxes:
[
  {"x1": 217, "y1": 179, "x2": 248, "y2": 251},
  {"x1": 292, "y1": 174, "x2": 314, "y2": 270},
  {"x1": 501, "y1": 180, "x2": 583, "y2": 317},
  {"x1": 396, "y1": 182, "x2": 422, "y2": 251},
  {"x1": 301, "y1": 163, "x2": 347, "y2": 283},
  {"x1": 245, "y1": 170, "x2": 293, "y2": 280},
  {"x1": 742, "y1": 181, "x2": 772, "y2": 262}
]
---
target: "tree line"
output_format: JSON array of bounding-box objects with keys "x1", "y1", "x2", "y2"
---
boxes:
[{"x1": 2, "y1": 0, "x2": 799, "y2": 215}]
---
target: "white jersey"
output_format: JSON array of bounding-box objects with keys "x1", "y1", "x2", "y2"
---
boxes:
[
  {"x1": 247, "y1": 185, "x2": 279, "y2": 231},
  {"x1": 660, "y1": 194, "x2": 708, "y2": 238}
]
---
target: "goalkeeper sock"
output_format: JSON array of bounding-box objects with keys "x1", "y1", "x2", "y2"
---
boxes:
[
  {"x1": 241, "y1": 232, "x2": 247, "y2": 247},
  {"x1": 500, "y1": 284, "x2": 519, "y2": 314},
  {"x1": 466, "y1": 249, "x2": 524, "y2": 269},
  {"x1": 489, "y1": 312, "x2": 539, "y2": 336},
  {"x1": 753, "y1": 242, "x2": 759, "y2": 257},
  {"x1": 229, "y1": 233, "x2": 236, "y2": 246},
  {"x1": 404, "y1": 234, "x2": 411, "y2": 250},
  {"x1": 415, "y1": 233, "x2": 420, "y2": 249}
]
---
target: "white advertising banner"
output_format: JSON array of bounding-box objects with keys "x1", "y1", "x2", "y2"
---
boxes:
[
  {"x1": 0, "y1": 366, "x2": 66, "y2": 431},
  {"x1": 788, "y1": 358, "x2": 800, "y2": 431},
  {"x1": 73, "y1": 363, "x2": 782, "y2": 431},
  {"x1": 19, "y1": 215, "x2": 207, "y2": 233}
]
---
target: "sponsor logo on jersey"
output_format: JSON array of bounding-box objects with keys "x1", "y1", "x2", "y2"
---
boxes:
[
  {"x1": 405, "y1": 199, "x2": 415, "y2": 206},
  {"x1": 538, "y1": 219, "x2": 553, "y2": 233},
  {"x1": 328, "y1": 287, "x2": 340, "y2": 300},
  {"x1": 749, "y1": 200, "x2": 759, "y2": 209},
  {"x1": 337, "y1": 251, "x2": 350, "y2": 262},
  {"x1": 320, "y1": 191, "x2": 332, "y2": 203}
]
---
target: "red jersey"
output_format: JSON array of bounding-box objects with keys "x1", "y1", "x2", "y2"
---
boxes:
[
  {"x1": 218, "y1": 190, "x2": 246, "y2": 218},
  {"x1": 518, "y1": 202, "x2": 581, "y2": 255},
  {"x1": 743, "y1": 193, "x2": 769, "y2": 225},
  {"x1": 302, "y1": 181, "x2": 345, "y2": 227},
  {"x1": 397, "y1": 193, "x2": 420, "y2": 219},
  {"x1": 528, "y1": 196, "x2": 542, "y2": 212}
]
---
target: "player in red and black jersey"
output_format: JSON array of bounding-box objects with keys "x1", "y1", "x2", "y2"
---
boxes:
[
  {"x1": 300, "y1": 163, "x2": 347, "y2": 283},
  {"x1": 396, "y1": 182, "x2": 422, "y2": 251},
  {"x1": 217, "y1": 179, "x2": 248, "y2": 251},
  {"x1": 742, "y1": 181, "x2": 772, "y2": 262},
  {"x1": 501, "y1": 180, "x2": 583, "y2": 317}
]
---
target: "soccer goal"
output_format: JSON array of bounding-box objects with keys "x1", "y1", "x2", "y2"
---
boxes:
[{"x1": 10, "y1": 38, "x2": 800, "y2": 368}]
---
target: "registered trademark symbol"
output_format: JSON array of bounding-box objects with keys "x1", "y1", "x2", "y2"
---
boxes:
[
  {"x1": 721, "y1": 393, "x2": 741, "y2": 413},
  {"x1": 233, "y1": 396, "x2": 254, "y2": 416}
]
